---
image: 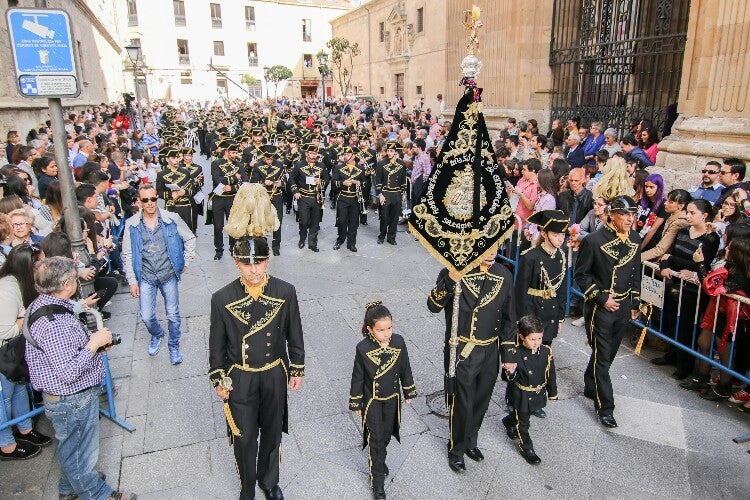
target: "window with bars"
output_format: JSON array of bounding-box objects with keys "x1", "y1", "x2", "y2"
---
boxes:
[
  {"x1": 173, "y1": 1, "x2": 186, "y2": 26},
  {"x1": 417, "y1": 8, "x2": 424, "y2": 33},
  {"x1": 127, "y1": 0, "x2": 138, "y2": 26},
  {"x1": 210, "y1": 3, "x2": 222, "y2": 28},
  {"x1": 302, "y1": 19, "x2": 312, "y2": 42},
  {"x1": 247, "y1": 43, "x2": 258, "y2": 66},
  {"x1": 303, "y1": 54, "x2": 313, "y2": 68},
  {"x1": 213, "y1": 41, "x2": 225, "y2": 56},
  {"x1": 177, "y1": 39, "x2": 190, "y2": 65},
  {"x1": 245, "y1": 6, "x2": 256, "y2": 30}
]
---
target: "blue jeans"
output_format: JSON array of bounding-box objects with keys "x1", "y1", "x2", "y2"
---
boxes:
[
  {"x1": 43, "y1": 386, "x2": 112, "y2": 499},
  {"x1": 139, "y1": 275, "x2": 182, "y2": 348},
  {"x1": 0, "y1": 372, "x2": 32, "y2": 447}
]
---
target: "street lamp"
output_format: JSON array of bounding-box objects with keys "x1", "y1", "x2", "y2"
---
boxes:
[
  {"x1": 263, "y1": 66, "x2": 270, "y2": 100},
  {"x1": 124, "y1": 43, "x2": 145, "y2": 130},
  {"x1": 317, "y1": 51, "x2": 329, "y2": 110}
]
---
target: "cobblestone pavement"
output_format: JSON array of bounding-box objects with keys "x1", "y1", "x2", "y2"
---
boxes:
[{"x1": 2, "y1": 156, "x2": 748, "y2": 499}]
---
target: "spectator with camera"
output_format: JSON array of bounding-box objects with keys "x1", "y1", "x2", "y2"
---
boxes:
[{"x1": 24, "y1": 256, "x2": 136, "y2": 500}]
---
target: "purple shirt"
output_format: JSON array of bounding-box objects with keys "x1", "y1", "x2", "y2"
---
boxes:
[
  {"x1": 25, "y1": 294, "x2": 104, "y2": 395},
  {"x1": 411, "y1": 152, "x2": 431, "y2": 182}
]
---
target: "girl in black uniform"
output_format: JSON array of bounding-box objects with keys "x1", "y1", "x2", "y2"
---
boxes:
[{"x1": 349, "y1": 302, "x2": 417, "y2": 500}]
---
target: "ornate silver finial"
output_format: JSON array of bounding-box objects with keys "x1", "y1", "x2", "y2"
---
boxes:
[{"x1": 461, "y1": 6, "x2": 483, "y2": 79}]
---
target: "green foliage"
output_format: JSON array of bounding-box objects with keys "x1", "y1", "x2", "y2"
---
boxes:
[
  {"x1": 325, "y1": 37, "x2": 361, "y2": 97},
  {"x1": 266, "y1": 65, "x2": 293, "y2": 85},
  {"x1": 241, "y1": 74, "x2": 259, "y2": 86}
]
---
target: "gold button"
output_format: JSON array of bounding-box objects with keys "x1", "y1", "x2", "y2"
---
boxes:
[
  {"x1": 266, "y1": 353, "x2": 270, "y2": 357},
  {"x1": 375, "y1": 383, "x2": 379, "y2": 387},
  {"x1": 266, "y1": 332, "x2": 271, "y2": 337},
  {"x1": 245, "y1": 343, "x2": 249, "y2": 349},
  {"x1": 529, "y1": 370, "x2": 533, "y2": 374},
  {"x1": 267, "y1": 342, "x2": 271, "y2": 347}
]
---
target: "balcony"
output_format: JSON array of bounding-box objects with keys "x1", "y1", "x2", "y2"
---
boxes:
[
  {"x1": 128, "y1": 14, "x2": 138, "y2": 26},
  {"x1": 179, "y1": 54, "x2": 190, "y2": 65},
  {"x1": 211, "y1": 17, "x2": 222, "y2": 28},
  {"x1": 175, "y1": 15, "x2": 186, "y2": 27},
  {"x1": 248, "y1": 56, "x2": 258, "y2": 67}
]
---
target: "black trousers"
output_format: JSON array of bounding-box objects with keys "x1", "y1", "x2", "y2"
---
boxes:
[
  {"x1": 662, "y1": 286, "x2": 705, "y2": 373},
  {"x1": 583, "y1": 302, "x2": 629, "y2": 416},
  {"x1": 93, "y1": 275, "x2": 118, "y2": 310},
  {"x1": 283, "y1": 176, "x2": 293, "y2": 212},
  {"x1": 212, "y1": 195, "x2": 235, "y2": 253},
  {"x1": 270, "y1": 194, "x2": 283, "y2": 252},
  {"x1": 379, "y1": 194, "x2": 401, "y2": 242},
  {"x1": 366, "y1": 399, "x2": 397, "y2": 489},
  {"x1": 189, "y1": 201, "x2": 201, "y2": 233},
  {"x1": 336, "y1": 197, "x2": 360, "y2": 248},
  {"x1": 297, "y1": 197, "x2": 322, "y2": 248},
  {"x1": 166, "y1": 203, "x2": 193, "y2": 232},
  {"x1": 446, "y1": 341, "x2": 499, "y2": 460},
  {"x1": 228, "y1": 365, "x2": 287, "y2": 500},
  {"x1": 504, "y1": 410, "x2": 532, "y2": 450},
  {"x1": 360, "y1": 177, "x2": 372, "y2": 224}
]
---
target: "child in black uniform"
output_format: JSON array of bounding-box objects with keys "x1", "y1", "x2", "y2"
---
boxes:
[
  {"x1": 501, "y1": 315, "x2": 558, "y2": 465},
  {"x1": 349, "y1": 302, "x2": 417, "y2": 500}
]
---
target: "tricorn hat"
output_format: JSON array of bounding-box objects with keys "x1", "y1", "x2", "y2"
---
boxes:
[
  {"x1": 303, "y1": 143, "x2": 319, "y2": 153},
  {"x1": 385, "y1": 141, "x2": 401, "y2": 151},
  {"x1": 232, "y1": 236, "x2": 270, "y2": 263},
  {"x1": 526, "y1": 210, "x2": 570, "y2": 233},
  {"x1": 608, "y1": 195, "x2": 638, "y2": 214},
  {"x1": 261, "y1": 144, "x2": 277, "y2": 157}
]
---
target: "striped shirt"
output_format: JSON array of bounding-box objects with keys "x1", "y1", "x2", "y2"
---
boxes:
[
  {"x1": 25, "y1": 294, "x2": 104, "y2": 396},
  {"x1": 411, "y1": 152, "x2": 431, "y2": 182}
]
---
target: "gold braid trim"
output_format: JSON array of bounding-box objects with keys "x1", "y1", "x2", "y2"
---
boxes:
[
  {"x1": 633, "y1": 303, "x2": 652, "y2": 356},
  {"x1": 223, "y1": 402, "x2": 242, "y2": 437}
]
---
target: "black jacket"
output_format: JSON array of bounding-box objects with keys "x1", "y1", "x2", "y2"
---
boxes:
[
  {"x1": 505, "y1": 344, "x2": 557, "y2": 412},
  {"x1": 515, "y1": 245, "x2": 567, "y2": 341},
  {"x1": 557, "y1": 188, "x2": 593, "y2": 225}
]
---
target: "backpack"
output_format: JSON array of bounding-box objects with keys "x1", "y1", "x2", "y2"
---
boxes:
[{"x1": 0, "y1": 304, "x2": 74, "y2": 384}]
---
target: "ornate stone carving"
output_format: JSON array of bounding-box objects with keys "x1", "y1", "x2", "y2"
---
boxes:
[{"x1": 407, "y1": 23, "x2": 416, "y2": 48}]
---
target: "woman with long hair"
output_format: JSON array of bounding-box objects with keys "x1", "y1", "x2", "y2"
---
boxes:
[
  {"x1": 637, "y1": 173, "x2": 666, "y2": 245},
  {"x1": 31, "y1": 156, "x2": 58, "y2": 200},
  {"x1": 0, "y1": 244, "x2": 51, "y2": 460},
  {"x1": 641, "y1": 189, "x2": 692, "y2": 262},
  {"x1": 3, "y1": 176, "x2": 52, "y2": 235},
  {"x1": 43, "y1": 180, "x2": 63, "y2": 227},
  {"x1": 640, "y1": 127, "x2": 660, "y2": 165}
]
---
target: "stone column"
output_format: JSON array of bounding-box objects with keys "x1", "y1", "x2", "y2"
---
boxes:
[{"x1": 657, "y1": 0, "x2": 750, "y2": 189}]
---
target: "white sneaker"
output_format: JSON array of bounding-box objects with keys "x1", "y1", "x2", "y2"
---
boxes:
[{"x1": 571, "y1": 317, "x2": 585, "y2": 327}]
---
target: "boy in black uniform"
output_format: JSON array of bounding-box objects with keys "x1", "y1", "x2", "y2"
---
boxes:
[
  {"x1": 156, "y1": 146, "x2": 196, "y2": 230},
  {"x1": 180, "y1": 147, "x2": 205, "y2": 233},
  {"x1": 242, "y1": 127, "x2": 265, "y2": 177},
  {"x1": 282, "y1": 132, "x2": 301, "y2": 215},
  {"x1": 357, "y1": 132, "x2": 377, "y2": 225},
  {"x1": 501, "y1": 315, "x2": 558, "y2": 465},
  {"x1": 574, "y1": 195, "x2": 641, "y2": 429},
  {"x1": 290, "y1": 144, "x2": 328, "y2": 252},
  {"x1": 426, "y1": 245, "x2": 516, "y2": 473},
  {"x1": 349, "y1": 302, "x2": 416, "y2": 500},
  {"x1": 210, "y1": 141, "x2": 247, "y2": 260},
  {"x1": 250, "y1": 145, "x2": 285, "y2": 255},
  {"x1": 375, "y1": 141, "x2": 407, "y2": 245},
  {"x1": 332, "y1": 146, "x2": 366, "y2": 252}
]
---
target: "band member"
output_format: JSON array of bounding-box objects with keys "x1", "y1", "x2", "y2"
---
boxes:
[
  {"x1": 349, "y1": 302, "x2": 417, "y2": 500},
  {"x1": 574, "y1": 195, "x2": 641, "y2": 429},
  {"x1": 332, "y1": 146, "x2": 366, "y2": 252},
  {"x1": 376, "y1": 141, "x2": 407, "y2": 245},
  {"x1": 283, "y1": 132, "x2": 302, "y2": 215},
  {"x1": 501, "y1": 315, "x2": 558, "y2": 465},
  {"x1": 515, "y1": 210, "x2": 569, "y2": 349},
  {"x1": 209, "y1": 185, "x2": 304, "y2": 500},
  {"x1": 327, "y1": 131, "x2": 345, "y2": 207},
  {"x1": 242, "y1": 127, "x2": 265, "y2": 177},
  {"x1": 181, "y1": 147, "x2": 205, "y2": 233},
  {"x1": 357, "y1": 132, "x2": 377, "y2": 225},
  {"x1": 290, "y1": 144, "x2": 328, "y2": 252},
  {"x1": 250, "y1": 145, "x2": 285, "y2": 256},
  {"x1": 211, "y1": 140, "x2": 247, "y2": 260},
  {"x1": 426, "y1": 245, "x2": 516, "y2": 472},
  {"x1": 156, "y1": 147, "x2": 195, "y2": 230}
]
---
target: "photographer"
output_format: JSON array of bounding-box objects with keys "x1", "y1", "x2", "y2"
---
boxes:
[{"x1": 25, "y1": 256, "x2": 136, "y2": 500}]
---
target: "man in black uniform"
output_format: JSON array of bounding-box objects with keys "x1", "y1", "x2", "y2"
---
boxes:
[
  {"x1": 290, "y1": 144, "x2": 327, "y2": 252},
  {"x1": 375, "y1": 141, "x2": 407, "y2": 245},
  {"x1": 282, "y1": 132, "x2": 302, "y2": 215},
  {"x1": 427, "y1": 245, "x2": 516, "y2": 472},
  {"x1": 209, "y1": 236, "x2": 305, "y2": 500},
  {"x1": 357, "y1": 132, "x2": 377, "y2": 225},
  {"x1": 327, "y1": 131, "x2": 344, "y2": 208},
  {"x1": 250, "y1": 145, "x2": 285, "y2": 256},
  {"x1": 574, "y1": 195, "x2": 641, "y2": 428},
  {"x1": 242, "y1": 127, "x2": 265, "y2": 177},
  {"x1": 211, "y1": 141, "x2": 247, "y2": 260},
  {"x1": 180, "y1": 147, "x2": 205, "y2": 233},
  {"x1": 332, "y1": 146, "x2": 365, "y2": 252},
  {"x1": 156, "y1": 146, "x2": 196, "y2": 229}
]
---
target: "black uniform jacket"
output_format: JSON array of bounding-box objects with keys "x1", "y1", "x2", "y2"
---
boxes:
[
  {"x1": 181, "y1": 162, "x2": 205, "y2": 190},
  {"x1": 427, "y1": 263, "x2": 517, "y2": 362},
  {"x1": 375, "y1": 158, "x2": 407, "y2": 197},
  {"x1": 505, "y1": 344, "x2": 557, "y2": 412},
  {"x1": 211, "y1": 158, "x2": 248, "y2": 197},
  {"x1": 348, "y1": 334, "x2": 417, "y2": 448},
  {"x1": 250, "y1": 159, "x2": 286, "y2": 199},
  {"x1": 209, "y1": 276, "x2": 305, "y2": 432},
  {"x1": 515, "y1": 245, "x2": 567, "y2": 340},
  {"x1": 574, "y1": 224, "x2": 642, "y2": 309},
  {"x1": 290, "y1": 161, "x2": 329, "y2": 198},
  {"x1": 156, "y1": 166, "x2": 196, "y2": 207},
  {"x1": 332, "y1": 163, "x2": 366, "y2": 200}
]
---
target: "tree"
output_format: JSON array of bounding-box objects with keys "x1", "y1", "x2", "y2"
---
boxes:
[
  {"x1": 326, "y1": 37, "x2": 361, "y2": 97},
  {"x1": 266, "y1": 65, "x2": 292, "y2": 98},
  {"x1": 240, "y1": 74, "x2": 259, "y2": 97}
]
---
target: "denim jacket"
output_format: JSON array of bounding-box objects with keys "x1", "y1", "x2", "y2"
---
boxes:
[{"x1": 121, "y1": 209, "x2": 196, "y2": 285}]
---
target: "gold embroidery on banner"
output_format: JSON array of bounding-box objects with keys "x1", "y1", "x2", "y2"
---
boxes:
[{"x1": 443, "y1": 167, "x2": 487, "y2": 221}]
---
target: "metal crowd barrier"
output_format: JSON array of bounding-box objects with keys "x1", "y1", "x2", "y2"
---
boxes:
[{"x1": 496, "y1": 214, "x2": 523, "y2": 282}]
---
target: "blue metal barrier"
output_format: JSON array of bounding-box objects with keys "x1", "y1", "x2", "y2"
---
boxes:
[
  {"x1": 0, "y1": 383, "x2": 44, "y2": 433},
  {"x1": 496, "y1": 215, "x2": 523, "y2": 282}
]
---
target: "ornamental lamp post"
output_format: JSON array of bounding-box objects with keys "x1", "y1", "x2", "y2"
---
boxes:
[
  {"x1": 317, "y1": 51, "x2": 329, "y2": 109},
  {"x1": 124, "y1": 43, "x2": 145, "y2": 130}
]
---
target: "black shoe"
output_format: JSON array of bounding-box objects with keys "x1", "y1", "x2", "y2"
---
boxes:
[
  {"x1": 214, "y1": 251, "x2": 223, "y2": 260},
  {"x1": 272, "y1": 249, "x2": 280, "y2": 256},
  {"x1": 285, "y1": 209, "x2": 291, "y2": 214},
  {"x1": 260, "y1": 485, "x2": 284, "y2": 500},
  {"x1": 680, "y1": 377, "x2": 709, "y2": 392},
  {"x1": 502, "y1": 416, "x2": 519, "y2": 439},
  {"x1": 387, "y1": 240, "x2": 397, "y2": 245},
  {"x1": 651, "y1": 355, "x2": 675, "y2": 366},
  {"x1": 0, "y1": 441, "x2": 41, "y2": 460},
  {"x1": 448, "y1": 456, "x2": 466, "y2": 473},
  {"x1": 372, "y1": 484, "x2": 386, "y2": 499},
  {"x1": 465, "y1": 447, "x2": 484, "y2": 462},
  {"x1": 298, "y1": 240, "x2": 305, "y2": 249},
  {"x1": 699, "y1": 384, "x2": 732, "y2": 401},
  {"x1": 377, "y1": 238, "x2": 384, "y2": 244},
  {"x1": 348, "y1": 246, "x2": 357, "y2": 253},
  {"x1": 333, "y1": 241, "x2": 342, "y2": 250},
  {"x1": 14, "y1": 429, "x2": 51, "y2": 447},
  {"x1": 568, "y1": 306, "x2": 582, "y2": 318},
  {"x1": 309, "y1": 246, "x2": 319, "y2": 252},
  {"x1": 384, "y1": 465, "x2": 389, "y2": 477},
  {"x1": 518, "y1": 445, "x2": 541, "y2": 465},
  {"x1": 599, "y1": 414, "x2": 618, "y2": 428},
  {"x1": 671, "y1": 369, "x2": 691, "y2": 380},
  {"x1": 531, "y1": 408, "x2": 547, "y2": 419}
]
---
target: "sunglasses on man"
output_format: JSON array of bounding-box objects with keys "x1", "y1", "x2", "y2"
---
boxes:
[{"x1": 140, "y1": 197, "x2": 159, "y2": 203}]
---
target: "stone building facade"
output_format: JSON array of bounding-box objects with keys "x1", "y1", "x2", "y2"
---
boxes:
[{"x1": 0, "y1": 0, "x2": 127, "y2": 142}]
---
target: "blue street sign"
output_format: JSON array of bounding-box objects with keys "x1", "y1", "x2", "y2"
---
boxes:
[{"x1": 6, "y1": 8, "x2": 80, "y2": 98}]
